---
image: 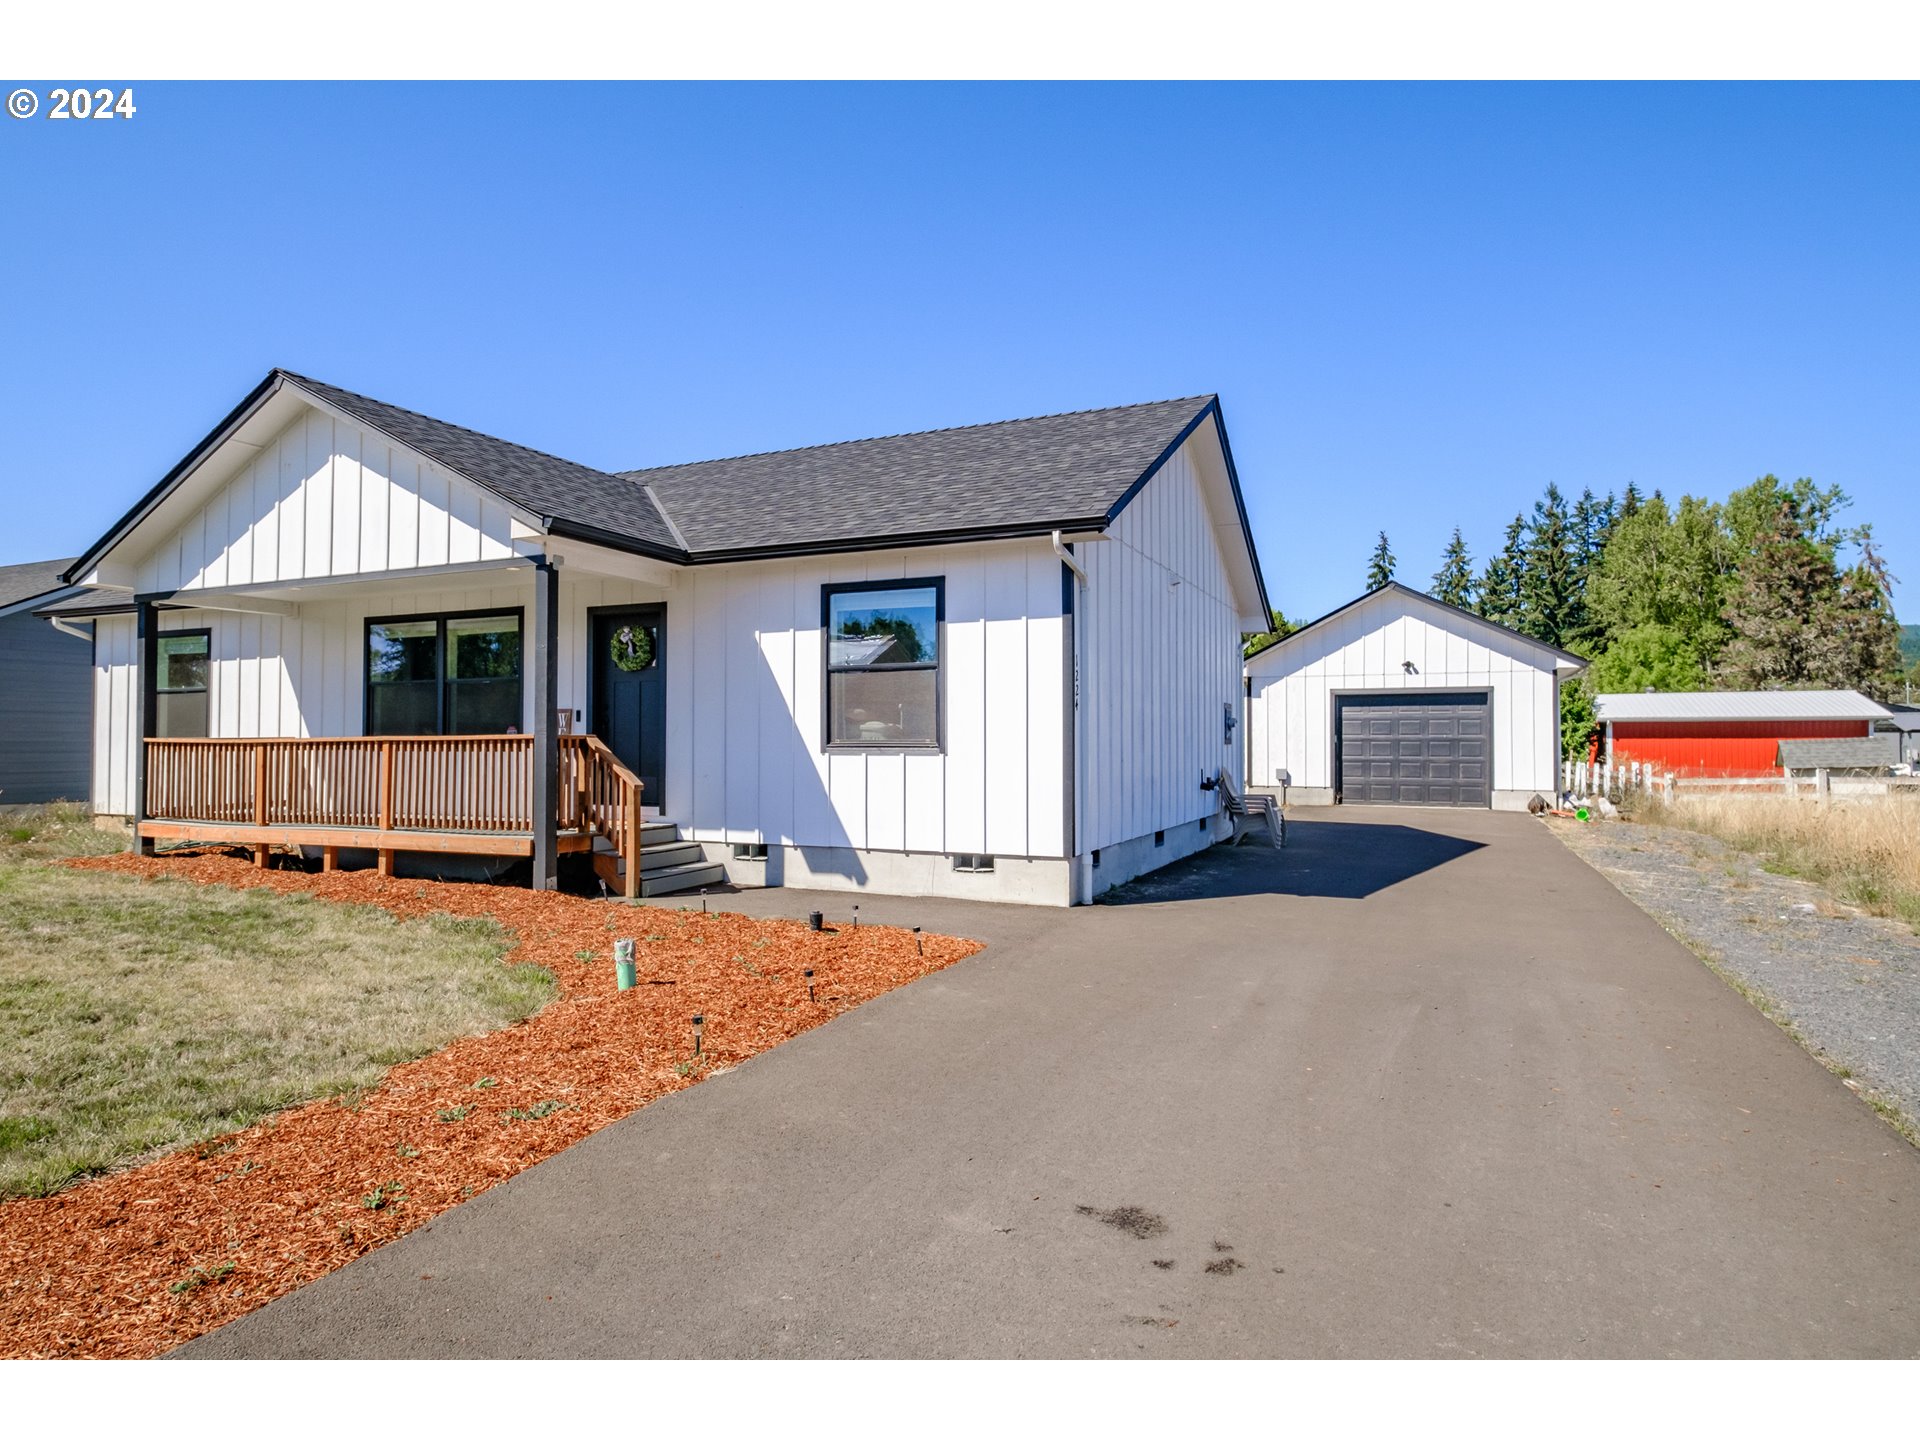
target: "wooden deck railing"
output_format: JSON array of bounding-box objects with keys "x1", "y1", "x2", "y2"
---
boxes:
[
  {"x1": 563, "y1": 734, "x2": 646, "y2": 899},
  {"x1": 143, "y1": 734, "x2": 642, "y2": 884}
]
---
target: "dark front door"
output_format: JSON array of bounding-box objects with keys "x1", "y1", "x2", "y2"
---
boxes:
[
  {"x1": 1337, "y1": 693, "x2": 1490, "y2": 807},
  {"x1": 591, "y1": 607, "x2": 666, "y2": 809}
]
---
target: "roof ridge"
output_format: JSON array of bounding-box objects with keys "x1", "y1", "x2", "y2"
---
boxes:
[
  {"x1": 276, "y1": 370, "x2": 632, "y2": 483},
  {"x1": 617, "y1": 394, "x2": 1217, "y2": 478}
]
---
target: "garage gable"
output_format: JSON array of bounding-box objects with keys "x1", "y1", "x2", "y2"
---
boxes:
[{"x1": 1245, "y1": 582, "x2": 1584, "y2": 681}]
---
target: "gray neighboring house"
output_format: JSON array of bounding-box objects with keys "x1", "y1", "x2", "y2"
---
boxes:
[
  {"x1": 1878, "y1": 705, "x2": 1920, "y2": 766},
  {"x1": 0, "y1": 557, "x2": 91, "y2": 805}
]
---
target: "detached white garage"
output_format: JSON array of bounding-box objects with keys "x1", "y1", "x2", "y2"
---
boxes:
[{"x1": 1245, "y1": 583, "x2": 1586, "y2": 810}]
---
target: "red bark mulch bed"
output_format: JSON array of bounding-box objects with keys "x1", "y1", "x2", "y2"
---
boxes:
[{"x1": 0, "y1": 852, "x2": 980, "y2": 1359}]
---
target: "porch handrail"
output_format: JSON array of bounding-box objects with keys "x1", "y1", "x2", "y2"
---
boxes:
[
  {"x1": 144, "y1": 734, "x2": 642, "y2": 888},
  {"x1": 146, "y1": 735, "x2": 540, "y2": 833},
  {"x1": 562, "y1": 734, "x2": 646, "y2": 899}
]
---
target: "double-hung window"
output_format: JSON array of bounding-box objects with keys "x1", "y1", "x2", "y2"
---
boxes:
[
  {"x1": 823, "y1": 579, "x2": 943, "y2": 750},
  {"x1": 366, "y1": 610, "x2": 523, "y2": 736}
]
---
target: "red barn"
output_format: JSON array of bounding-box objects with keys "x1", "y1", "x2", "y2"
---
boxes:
[{"x1": 1592, "y1": 691, "x2": 1894, "y2": 777}]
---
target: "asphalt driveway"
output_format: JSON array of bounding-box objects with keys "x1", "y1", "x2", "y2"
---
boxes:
[{"x1": 182, "y1": 809, "x2": 1920, "y2": 1358}]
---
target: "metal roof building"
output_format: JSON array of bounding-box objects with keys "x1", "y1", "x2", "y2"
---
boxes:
[{"x1": 1595, "y1": 690, "x2": 1894, "y2": 777}]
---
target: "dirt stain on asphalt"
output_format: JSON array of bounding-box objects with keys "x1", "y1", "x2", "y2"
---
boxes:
[
  {"x1": 1074, "y1": 1204, "x2": 1169, "y2": 1240},
  {"x1": 1205, "y1": 1256, "x2": 1246, "y2": 1276}
]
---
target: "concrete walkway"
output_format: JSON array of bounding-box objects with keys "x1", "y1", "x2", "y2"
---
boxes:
[{"x1": 182, "y1": 809, "x2": 1920, "y2": 1358}]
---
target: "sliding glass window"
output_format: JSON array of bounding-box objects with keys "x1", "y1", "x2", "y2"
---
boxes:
[{"x1": 366, "y1": 611, "x2": 522, "y2": 735}]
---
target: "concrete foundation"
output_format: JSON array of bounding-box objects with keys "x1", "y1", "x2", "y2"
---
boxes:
[
  {"x1": 1081, "y1": 811, "x2": 1230, "y2": 902},
  {"x1": 700, "y1": 842, "x2": 1077, "y2": 907}
]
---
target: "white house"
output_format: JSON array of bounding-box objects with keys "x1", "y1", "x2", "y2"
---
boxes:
[
  {"x1": 1244, "y1": 583, "x2": 1584, "y2": 810},
  {"x1": 49, "y1": 370, "x2": 1271, "y2": 905}
]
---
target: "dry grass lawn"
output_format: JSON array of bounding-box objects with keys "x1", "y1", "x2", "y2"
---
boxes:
[
  {"x1": 1636, "y1": 791, "x2": 1920, "y2": 931},
  {"x1": 0, "y1": 806, "x2": 553, "y2": 1197}
]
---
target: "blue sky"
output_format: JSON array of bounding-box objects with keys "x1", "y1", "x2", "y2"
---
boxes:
[{"x1": 2, "y1": 82, "x2": 1914, "y2": 620}]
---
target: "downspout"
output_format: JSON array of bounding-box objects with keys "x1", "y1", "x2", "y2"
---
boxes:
[
  {"x1": 1054, "y1": 532, "x2": 1088, "y2": 903},
  {"x1": 48, "y1": 615, "x2": 93, "y2": 643}
]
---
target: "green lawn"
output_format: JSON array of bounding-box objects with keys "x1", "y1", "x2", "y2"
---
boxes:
[{"x1": 0, "y1": 806, "x2": 554, "y2": 1197}]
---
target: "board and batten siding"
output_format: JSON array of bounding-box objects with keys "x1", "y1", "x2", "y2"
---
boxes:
[
  {"x1": 135, "y1": 405, "x2": 520, "y2": 594},
  {"x1": 91, "y1": 568, "x2": 665, "y2": 816},
  {"x1": 1246, "y1": 596, "x2": 1564, "y2": 806},
  {"x1": 670, "y1": 539, "x2": 1069, "y2": 860},
  {"x1": 91, "y1": 541, "x2": 1075, "y2": 863},
  {"x1": 0, "y1": 609, "x2": 92, "y2": 804},
  {"x1": 1077, "y1": 438, "x2": 1246, "y2": 855}
]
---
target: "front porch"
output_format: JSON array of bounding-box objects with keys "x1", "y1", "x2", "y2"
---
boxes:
[{"x1": 138, "y1": 732, "x2": 656, "y2": 895}]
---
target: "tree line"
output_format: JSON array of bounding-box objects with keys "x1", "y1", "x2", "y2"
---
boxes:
[{"x1": 1244, "y1": 476, "x2": 1911, "y2": 758}]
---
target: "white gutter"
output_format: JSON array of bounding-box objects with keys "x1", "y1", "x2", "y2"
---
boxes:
[
  {"x1": 1051, "y1": 530, "x2": 1088, "y2": 584},
  {"x1": 48, "y1": 615, "x2": 94, "y2": 642}
]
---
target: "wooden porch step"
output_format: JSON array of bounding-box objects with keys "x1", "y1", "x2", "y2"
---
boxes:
[
  {"x1": 588, "y1": 817, "x2": 727, "y2": 900},
  {"x1": 592, "y1": 837, "x2": 707, "y2": 873}
]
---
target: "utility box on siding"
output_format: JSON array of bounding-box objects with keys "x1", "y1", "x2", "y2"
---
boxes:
[{"x1": 1244, "y1": 583, "x2": 1586, "y2": 811}]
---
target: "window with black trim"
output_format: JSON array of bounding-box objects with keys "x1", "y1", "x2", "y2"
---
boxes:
[
  {"x1": 366, "y1": 610, "x2": 523, "y2": 736},
  {"x1": 154, "y1": 630, "x2": 210, "y2": 738},
  {"x1": 824, "y1": 579, "x2": 942, "y2": 749}
]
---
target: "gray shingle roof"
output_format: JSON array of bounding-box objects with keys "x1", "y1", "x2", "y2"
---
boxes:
[
  {"x1": 279, "y1": 372, "x2": 683, "y2": 557},
  {"x1": 35, "y1": 591, "x2": 134, "y2": 618},
  {"x1": 0, "y1": 557, "x2": 77, "y2": 611},
  {"x1": 621, "y1": 395, "x2": 1217, "y2": 556},
  {"x1": 1776, "y1": 736, "x2": 1902, "y2": 770},
  {"x1": 66, "y1": 372, "x2": 1256, "y2": 602}
]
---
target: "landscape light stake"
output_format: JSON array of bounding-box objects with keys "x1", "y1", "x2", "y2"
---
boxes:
[
  {"x1": 913, "y1": 926, "x2": 923, "y2": 956},
  {"x1": 851, "y1": 905, "x2": 859, "y2": 929},
  {"x1": 692, "y1": 1015, "x2": 704, "y2": 1056},
  {"x1": 805, "y1": 969, "x2": 814, "y2": 1002},
  {"x1": 701, "y1": 889, "x2": 709, "y2": 914}
]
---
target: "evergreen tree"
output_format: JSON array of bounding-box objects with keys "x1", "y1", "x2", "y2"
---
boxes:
[
  {"x1": 1518, "y1": 483, "x2": 1579, "y2": 648},
  {"x1": 1716, "y1": 501, "x2": 1848, "y2": 689},
  {"x1": 1566, "y1": 487, "x2": 1615, "y2": 648},
  {"x1": 1365, "y1": 532, "x2": 1396, "y2": 590},
  {"x1": 1820, "y1": 539, "x2": 1905, "y2": 699},
  {"x1": 1429, "y1": 528, "x2": 1476, "y2": 610},
  {"x1": 1716, "y1": 480, "x2": 1898, "y2": 696},
  {"x1": 1476, "y1": 514, "x2": 1527, "y2": 629},
  {"x1": 1618, "y1": 481, "x2": 1643, "y2": 520}
]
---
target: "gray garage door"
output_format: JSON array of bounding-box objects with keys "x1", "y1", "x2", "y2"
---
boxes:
[{"x1": 1337, "y1": 693, "x2": 1490, "y2": 807}]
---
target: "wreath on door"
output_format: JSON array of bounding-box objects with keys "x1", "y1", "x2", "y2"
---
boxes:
[{"x1": 609, "y1": 623, "x2": 654, "y2": 672}]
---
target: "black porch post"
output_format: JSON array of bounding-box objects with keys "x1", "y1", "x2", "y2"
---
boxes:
[
  {"x1": 531, "y1": 558, "x2": 560, "y2": 890},
  {"x1": 133, "y1": 597, "x2": 156, "y2": 856}
]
